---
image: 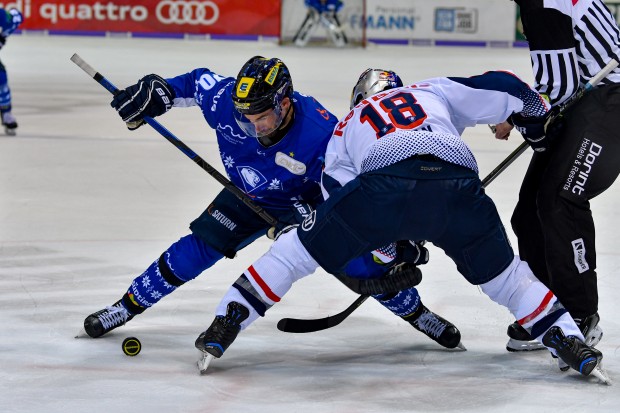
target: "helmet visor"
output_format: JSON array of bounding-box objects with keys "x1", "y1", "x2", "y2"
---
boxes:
[{"x1": 234, "y1": 104, "x2": 286, "y2": 139}]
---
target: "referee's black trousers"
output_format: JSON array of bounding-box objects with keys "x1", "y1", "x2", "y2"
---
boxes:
[{"x1": 511, "y1": 84, "x2": 620, "y2": 319}]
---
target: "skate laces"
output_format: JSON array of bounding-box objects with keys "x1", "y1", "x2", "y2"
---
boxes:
[
  {"x1": 414, "y1": 310, "x2": 447, "y2": 338},
  {"x1": 202, "y1": 304, "x2": 248, "y2": 344},
  {"x1": 227, "y1": 307, "x2": 247, "y2": 326},
  {"x1": 98, "y1": 304, "x2": 129, "y2": 330}
]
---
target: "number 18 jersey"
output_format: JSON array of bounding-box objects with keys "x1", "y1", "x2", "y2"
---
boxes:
[{"x1": 322, "y1": 71, "x2": 550, "y2": 190}]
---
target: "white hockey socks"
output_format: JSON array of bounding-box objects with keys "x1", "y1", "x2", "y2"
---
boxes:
[
  {"x1": 216, "y1": 230, "x2": 320, "y2": 330},
  {"x1": 480, "y1": 256, "x2": 583, "y2": 344}
]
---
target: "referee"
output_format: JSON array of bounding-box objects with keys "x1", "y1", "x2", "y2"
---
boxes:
[{"x1": 499, "y1": 0, "x2": 620, "y2": 354}]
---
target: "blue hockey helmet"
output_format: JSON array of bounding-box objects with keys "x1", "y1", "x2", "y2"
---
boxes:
[{"x1": 350, "y1": 68, "x2": 403, "y2": 109}]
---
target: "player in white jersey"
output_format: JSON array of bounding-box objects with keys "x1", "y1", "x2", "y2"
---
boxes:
[{"x1": 196, "y1": 69, "x2": 606, "y2": 381}]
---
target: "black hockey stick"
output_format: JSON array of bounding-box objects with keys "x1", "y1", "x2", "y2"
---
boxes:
[
  {"x1": 278, "y1": 58, "x2": 619, "y2": 334},
  {"x1": 70, "y1": 53, "x2": 278, "y2": 227},
  {"x1": 277, "y1": 294, "x2": 369, "y2": 333}
]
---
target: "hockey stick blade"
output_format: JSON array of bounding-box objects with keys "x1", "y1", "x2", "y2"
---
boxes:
[{"x1": 277, "y1": 295, "x2": 370, "y2": 333}]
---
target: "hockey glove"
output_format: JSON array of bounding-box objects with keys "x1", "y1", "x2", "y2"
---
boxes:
[
  {"x1": 511, "y1": 112, "x2": 554, "y2": 152},
  {"x1": 111, "y1": 74, "x2": 175, "y2": 131},
  {"x1": 395, "y1": 240, "x2": 429, "y2": 267},
  {"x1": 267, "y1": 201, "x2": 315, "y2": 240},
  {"x1": 380, "y1": 241, "x2": 428, "y2": 288}
]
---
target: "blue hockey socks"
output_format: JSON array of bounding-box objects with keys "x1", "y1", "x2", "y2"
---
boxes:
[
  {"x1": 374, "y1": 286, "x2": 421, "y2": 318},
  {"x1": 121, "y1": 234, "x2": 224, "y2": 314}
]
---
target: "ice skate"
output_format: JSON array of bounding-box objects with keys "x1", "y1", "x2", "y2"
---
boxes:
[
  {"x1": 405, "y1": 304, "x2": 465, "y2": 350},
  {"x1": 195, "y1": 301, "x2": 249, "y2": 374},
  {"x1": 83, "y1": 300, "x2": 134, "y2": 338},
  {"x1": 574, "y1": 313, "x2": 603, "y2": 346},
  {"x1": 506, "y1": 312, "x2": 602, "y2": 352},
  {"x1": 506, "y1": 321, "x2": 546, "y2": 352},
  {"x1": 2, "y1": 111, "x2": 17, "y2": 136},
  {"x1": 542, "y1": 326, "x2": 609, "y2": 384}
]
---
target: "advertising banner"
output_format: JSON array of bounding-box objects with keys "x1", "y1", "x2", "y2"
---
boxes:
[
  {"x1": 0, "y1": 0, "x2": 280, "y2": 37},
  {"x1": 361, "y1": 0, "x2": 516, "y2": 45}
]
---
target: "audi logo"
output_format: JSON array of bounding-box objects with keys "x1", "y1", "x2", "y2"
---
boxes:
[{"x1": 156, "y1": 0, "x2": 220, "y2": 25}]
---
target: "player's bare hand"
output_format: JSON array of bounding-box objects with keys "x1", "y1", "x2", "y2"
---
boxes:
[{"x1": 493, "y1": 121, "x2": 513, "y2": 140}]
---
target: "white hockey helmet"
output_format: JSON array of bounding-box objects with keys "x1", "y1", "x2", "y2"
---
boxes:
[{"x1": 350, "y1": 68, "x2": 403, "y2": 109}]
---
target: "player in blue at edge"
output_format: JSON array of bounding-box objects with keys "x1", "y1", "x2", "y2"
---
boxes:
[
  {"x1": 83, "y1": 56, "x2": 462, "y2": 350},
  {"x1": 0, "y1": 7, "x2": 23, "y2": 135}
]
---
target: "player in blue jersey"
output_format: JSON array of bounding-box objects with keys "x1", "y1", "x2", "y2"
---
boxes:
[
  {"x1": 83, "y1": 56, "x2": 462, "y2": 350},
  {"x1": 0, "y1": 7, "x2": 23, "y2": 135}
]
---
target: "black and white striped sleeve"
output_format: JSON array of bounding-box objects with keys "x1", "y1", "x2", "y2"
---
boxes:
[{"x1": 518, "y1": 0, "x2": 620, "y2": 106}]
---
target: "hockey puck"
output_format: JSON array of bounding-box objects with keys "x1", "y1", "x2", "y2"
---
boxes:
[{"x1": 122, "y1": 337, "x2": 141, "y2": 356}]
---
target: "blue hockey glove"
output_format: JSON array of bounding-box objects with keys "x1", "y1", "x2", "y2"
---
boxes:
[
  {"x1": 511, "y1": 112, "x2": 554, "y2": 152},
  {"x1": 111, "y1": 74, "x2": 175, "y2": 130},
  {"x1": 267, "y1": 201, "x2": 314, "y2": 240}
]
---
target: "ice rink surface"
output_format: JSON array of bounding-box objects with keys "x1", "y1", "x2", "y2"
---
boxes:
[{"x1": 1, "y1": 34, "x2": 619, "y2": 413}]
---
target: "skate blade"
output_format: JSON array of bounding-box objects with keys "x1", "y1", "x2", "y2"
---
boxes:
[
  {"x1": 4, "y1": 127, "x2": 16, "y2": 136},
  {"x1": 75, "y1": 328, "x2": 89, "y2": 339},
  {"x1": 456, "y1": 341, "x2": 467, "y2": 351},
  {"x1": 506, "y1": 338, "x2": 546, "y2": 352},
  {"x1": 197, "y1": 352, "x2": 215, "y2": 375},
  {"x1": 590, "y1": 365, "x2": 612, "y2": 386}
]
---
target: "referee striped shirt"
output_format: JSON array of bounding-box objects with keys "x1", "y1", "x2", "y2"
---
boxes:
[{"x1": 517, "y1": 0, "x2": 620, "y2": 106}]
